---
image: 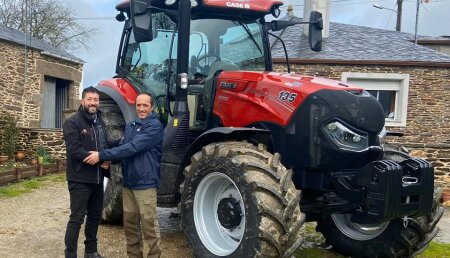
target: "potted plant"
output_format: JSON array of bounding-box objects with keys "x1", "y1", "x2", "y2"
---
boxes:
[
  {"x1": 0, "y1": 112, "x2": 20, "y2": 160},
  {"x1": 28, "y1": 150, "x2": 38, "y2": 166},
  {"x1": 0, "y1": 155, "x2": 8, "y2": 164},
  {"x1": 15, "y1": 150, "x2": 26, "y2": 162},
  {"x1": 36, "y1": 145, "x2": 48, "y2": 164}
]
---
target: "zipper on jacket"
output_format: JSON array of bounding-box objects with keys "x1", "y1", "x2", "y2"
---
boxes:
[{"x1": 92, "y1": 124, "x2": 100, "y2": 184}]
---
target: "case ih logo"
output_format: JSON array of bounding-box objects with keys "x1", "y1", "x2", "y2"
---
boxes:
[
  {"x1": 285, "y1": 81, "x2": 302, "y2": 87},
  {"x1": 220, "y1": 81, "x2": 238, "y2": 89},
  {"x1": 226, "y1": 2, "x2": 250, "y2": 9}
]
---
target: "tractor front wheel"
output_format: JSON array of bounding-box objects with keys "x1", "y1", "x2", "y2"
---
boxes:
[
  {"x1": 181, "y1": 141, "x2": 304, "y2": 257},
  {"x1": 316, "y1": 150, "x2": 444, "y2": 257}
]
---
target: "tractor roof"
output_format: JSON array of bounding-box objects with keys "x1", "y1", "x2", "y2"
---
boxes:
[{"x1": 116, "y1": 0, "x2": 283, "y2": 18}]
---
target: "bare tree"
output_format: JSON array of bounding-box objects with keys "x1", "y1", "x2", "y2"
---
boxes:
[{"x1": 0, "y1": 0, "x2": 96, "y2": 52}]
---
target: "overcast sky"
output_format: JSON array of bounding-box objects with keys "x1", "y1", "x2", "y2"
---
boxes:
[{"x1": 68, "y1": 0, "x2": 450, "y2": 89}]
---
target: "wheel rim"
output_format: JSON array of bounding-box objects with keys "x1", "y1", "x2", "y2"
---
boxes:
[
  {"x1": 331, "y1": 213, "x2": 389, "y2": 241},
  {"x1": 194, "y1": 172, "x2": 245, "y2": 256}
]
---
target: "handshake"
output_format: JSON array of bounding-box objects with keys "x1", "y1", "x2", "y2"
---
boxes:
[{"x1": 83, "y1": 151, "x2": 111, "y2": 169}]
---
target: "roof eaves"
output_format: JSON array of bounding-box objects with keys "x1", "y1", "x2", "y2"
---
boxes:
[
  {"x1": 273, "y1": 58, "x2": 450, "y2": 67},
  {"x1": 41, "y1": 51, "x2": 85, "y2": 65}
]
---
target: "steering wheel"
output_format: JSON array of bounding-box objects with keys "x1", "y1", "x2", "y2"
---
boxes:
[{"x1": 195, "y1": 54, "x2": 221, "y2": 75}]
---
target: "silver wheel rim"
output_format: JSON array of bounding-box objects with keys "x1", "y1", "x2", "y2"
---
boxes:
[
  {"x1": 194, "y1": 172, "x2": 245, "y2": 256},
  {"x1": 331, "y1": 213, "x2": 389, "y2": 241}
]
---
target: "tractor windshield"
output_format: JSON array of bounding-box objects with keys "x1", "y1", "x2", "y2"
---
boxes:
[{"x1": 122, "y1": 12, "x2": 266, "y2": 98}]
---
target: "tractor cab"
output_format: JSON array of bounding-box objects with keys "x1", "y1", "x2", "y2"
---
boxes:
[{"x1": 119, "y1": 13, "x2": 267, "y2": 129}]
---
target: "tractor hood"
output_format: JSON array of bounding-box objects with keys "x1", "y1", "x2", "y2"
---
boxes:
[{"x1": 213, "y1": 71, "x2": 366, "y2": 127}]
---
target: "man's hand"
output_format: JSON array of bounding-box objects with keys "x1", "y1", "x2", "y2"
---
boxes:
[
  {"x1": 100, "y1": 161, "x2": 111, "y2": 170},
  {"x1": 83, "y1": 151, "x2": 100, "y2": 165}
]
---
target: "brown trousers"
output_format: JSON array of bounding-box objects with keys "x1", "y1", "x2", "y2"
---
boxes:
[{"x1": 123, "y1": 188, "x2": 161, "y2": 258}]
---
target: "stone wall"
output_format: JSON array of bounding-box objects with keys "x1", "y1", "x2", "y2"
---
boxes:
[
  {"x1": 0, "y1": 40, "x2": 82, "y2": 128},
  {"x1": 274, "y1": 62, "x2": 450, "y2": 185},
  {"x1": 0, "y1": 39, "x2": 82, "y2": 161},
  {"x1": 17, "y1": 128, "x2": 66, "y2": 160}
]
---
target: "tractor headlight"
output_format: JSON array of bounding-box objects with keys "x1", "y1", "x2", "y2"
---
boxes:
[{"x1": 323, "y1": 121, "x2": 368, "y2": 151}]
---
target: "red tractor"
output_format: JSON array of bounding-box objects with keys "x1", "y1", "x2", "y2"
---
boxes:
[{"x1": 96, "y1": 0, "x2": 443, "y2": 257}]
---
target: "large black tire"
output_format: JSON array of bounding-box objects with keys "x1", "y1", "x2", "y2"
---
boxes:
[
  {"x1": 316, "y1": 150, "x2": 444, "y2": 258},
  {"x1": 100, "y1": 100, "x2": 125, "y2": 224},
  {"x1": 180, "y1": 141, "x2": 304, "y2": 257}
]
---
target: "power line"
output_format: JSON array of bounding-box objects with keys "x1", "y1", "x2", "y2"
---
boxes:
[{"x1": 72, "y1": 17, "x2": 115, "y2": 20}]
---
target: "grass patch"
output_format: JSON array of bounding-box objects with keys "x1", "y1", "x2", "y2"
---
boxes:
[
  {"x1": 417, "y1": 241, "x2": 450, "y2": 257},
  {"x1": 294, "y1": 241, "x2": 450, "y2": 258},
  {"x1": 294, "y1": 248, "x2": 344, "y2": 258},
  {"x1": 302, "y1": 222, "x2": 325, "y2": 246},
  {"x1": 0, "y1": 172, "x2": 66, "y2": 198}
]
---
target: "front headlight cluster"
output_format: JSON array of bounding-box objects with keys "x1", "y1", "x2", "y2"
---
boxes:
[{"x1": 323, "y1": 121, "x2": 368, "y2": 151}]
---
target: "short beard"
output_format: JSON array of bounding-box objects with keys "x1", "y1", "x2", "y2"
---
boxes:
[{"x1": 83, "y1": 104, "x2": 97, "y2": 114}]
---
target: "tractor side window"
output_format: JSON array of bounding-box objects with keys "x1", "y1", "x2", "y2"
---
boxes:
[
  {"x1": 122, "y1": 12, "x2": 178, "y2": 126},
  {"x1": 125, "y1": 29, "x2": 177, "y2": 98}
]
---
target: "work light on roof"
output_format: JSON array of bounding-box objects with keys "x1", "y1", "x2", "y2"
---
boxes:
[
  {"x1": 165, "y1": 0, "x2": 176, "y2": 5},
  {"x1": 190, "y1": 0, "x2": 198, "y2": 7}
]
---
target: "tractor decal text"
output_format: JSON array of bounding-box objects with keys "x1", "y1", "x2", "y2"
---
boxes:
[
  {"x1": 220, "y1": 81, "x2": 237, "y2": 89},
  {"x1": 226, "y1": 2, "x2": 250, "y2": 9},
  {"x1": 285, "y1": 81, "x2": 303, "y2": 87},
  {"x1": 218, "y1": 95, "x2": 229, "y2": 101},
  {"x1": 247, "y1": 88, "x2": 294, "y2": 112},
  {"x1": 278, "y1": 90, "x2": 297, "y2": 103}
]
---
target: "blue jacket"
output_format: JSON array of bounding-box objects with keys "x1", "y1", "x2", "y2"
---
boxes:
[{"x1": 100, "y1": 112, "x2": 163, "y2": 190}]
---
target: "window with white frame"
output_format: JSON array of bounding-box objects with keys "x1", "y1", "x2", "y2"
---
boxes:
[{"x1": 341, "y1": 72, "x2": 409, "y2": 127}]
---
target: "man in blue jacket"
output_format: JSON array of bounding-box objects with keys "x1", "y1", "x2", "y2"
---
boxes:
[{"x1": 84, "y1": 92, "x2": 164, "y2": 258}]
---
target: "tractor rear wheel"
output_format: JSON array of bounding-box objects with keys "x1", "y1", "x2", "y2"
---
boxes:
[
  {"x1": 100, "y1": 100, "x2": 125, "y2": 224},
  {"x1": 180, "y1": 141, "x2": 304, "y2": 257},
  {"x1": 316, "y1": 150, "x2": 444, "y2": 257}
]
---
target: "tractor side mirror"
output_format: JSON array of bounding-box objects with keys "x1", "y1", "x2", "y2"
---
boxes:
[
  {"x1": 308, "y1": 11, "x2": 323, "y2": 52},
  {"x1": 130, "y1": 0, "x2": 153, "y2": 42}
]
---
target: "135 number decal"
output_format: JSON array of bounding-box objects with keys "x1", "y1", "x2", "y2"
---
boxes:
[{"x1": 278, "y1": 91, "x2": 297, "y2": 103}]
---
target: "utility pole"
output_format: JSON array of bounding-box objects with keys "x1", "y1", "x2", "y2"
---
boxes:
[
  {"x1": 396, "y1": 0, "x2": 403, "y2": 32},
  {"x1": 414, "y1": 0, "x2": 420, "y2": 44},
  {"x1": 373, "y1": 2, "x2": 402, "y2": 32}
]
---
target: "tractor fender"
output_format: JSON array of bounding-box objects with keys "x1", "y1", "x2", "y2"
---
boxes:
[
  {"x1": 181, "y1": 127, "x2": 273, "y2": 170},
  {"x1": 96, "y1": 84, "x2": 137, "y2": 123}
]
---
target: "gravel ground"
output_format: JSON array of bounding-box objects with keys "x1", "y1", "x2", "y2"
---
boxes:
[
  {"x1": 0, "y1": 177, "x2": 191, "y2": 258},
  {"x1": 0, "y1": 176, "x2": 449, "y2": 257}
]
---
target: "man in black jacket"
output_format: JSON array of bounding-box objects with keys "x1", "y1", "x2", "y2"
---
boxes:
[{"x1": 63, "y1": 86, "x2": 110, "y2": 258}]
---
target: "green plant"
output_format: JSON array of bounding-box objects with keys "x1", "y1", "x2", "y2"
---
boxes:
[
  {"x1": 36, "y1": 145, "x2": 47, "y2": 157},
  {"x1": 36, "y1": 145, "x2": 52, "y2": 164},
  {"x1": 0, "y1": 112, "x2": 20, "y2": 158}
]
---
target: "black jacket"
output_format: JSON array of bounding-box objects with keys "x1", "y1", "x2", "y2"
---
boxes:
[{"x1": 63, "y1": 108, "x2": 110, "y2": 184}]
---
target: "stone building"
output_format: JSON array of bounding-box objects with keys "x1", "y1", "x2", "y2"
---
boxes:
[
  {"x1": 0, "y1": 24, "x2": 83, "y2": 159},
  {"x1": 271, "y1": 13, "x2": 450, "y2": 185}
]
